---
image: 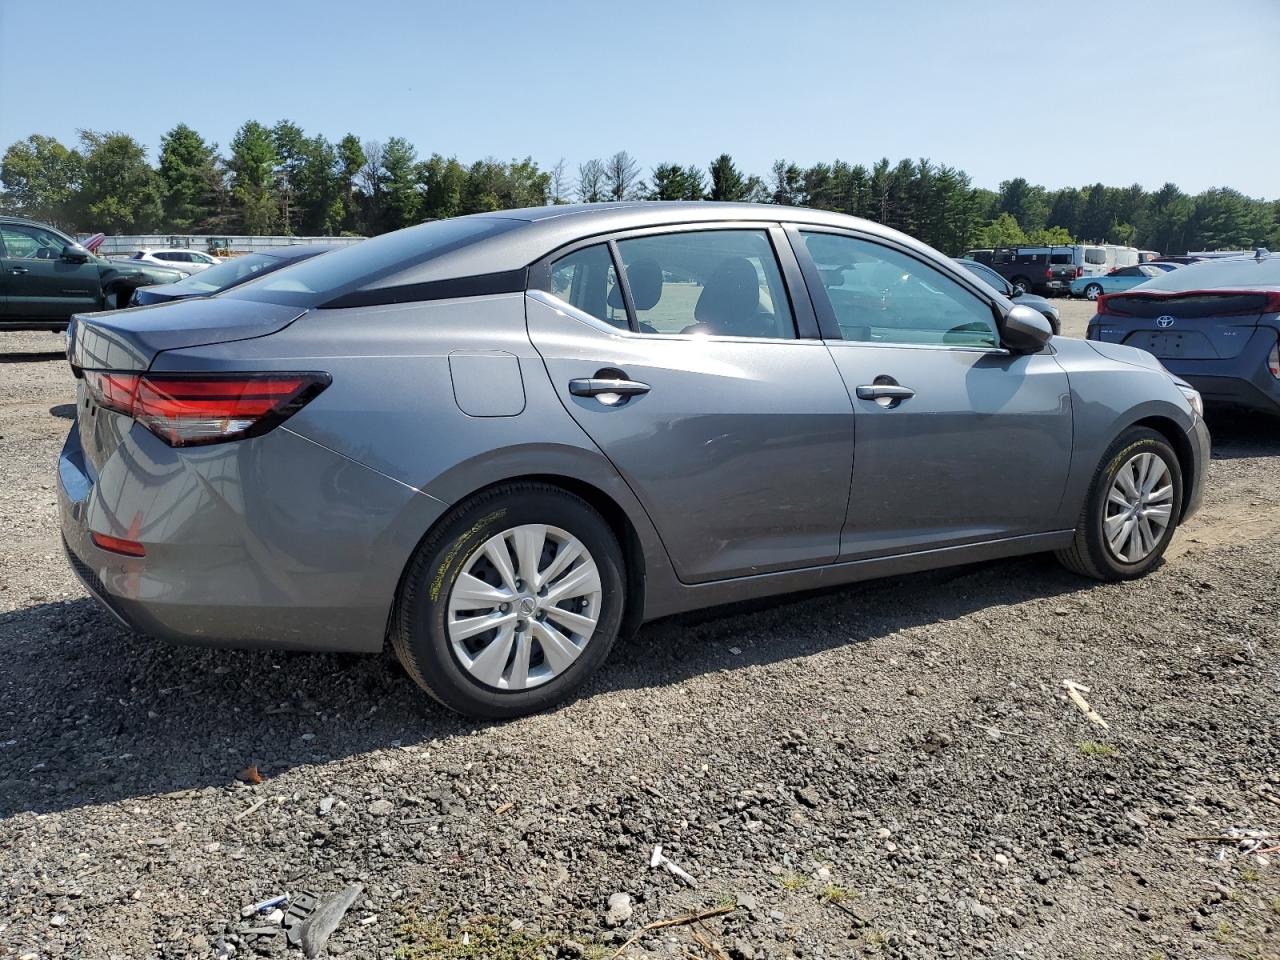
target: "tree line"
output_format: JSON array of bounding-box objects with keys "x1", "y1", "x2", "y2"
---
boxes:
[{"x1": 2, "y1": 122, "x2": 1277, "y2": 256}]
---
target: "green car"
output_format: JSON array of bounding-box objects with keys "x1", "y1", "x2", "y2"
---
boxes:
[{"x1": 0, "y1": 216, "x2": 183, "y2": 330}]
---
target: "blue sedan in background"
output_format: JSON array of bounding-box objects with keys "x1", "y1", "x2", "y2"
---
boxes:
[{"x1": 1071, "y1": 264, "x2": 1166, "y2": 300}]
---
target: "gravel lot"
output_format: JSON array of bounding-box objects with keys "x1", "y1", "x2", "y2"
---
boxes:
[{"x1": 1, "y1": 312, "x2": 1278, "y2": 960}]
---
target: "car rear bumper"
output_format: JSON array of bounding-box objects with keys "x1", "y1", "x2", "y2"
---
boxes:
[
  {"x1": 57, "y1": 419, "x2": 448, "y2": 653},
  {"x1": 1160, "y1": 339, "x2": 1280, "y2": 416}
]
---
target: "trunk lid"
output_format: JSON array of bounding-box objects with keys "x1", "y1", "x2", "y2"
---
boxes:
[
  {"x1": 68, "y1": 297, "x2": 305, "y2": 476},
  {"x1": 1096, "y1": 291, "x2": 1273, "y2": 360},
  {"x1": 69, "y1": 297, "x2": 305, "y2": 372}
]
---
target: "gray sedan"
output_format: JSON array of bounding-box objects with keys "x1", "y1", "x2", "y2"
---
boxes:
[{"x1": 59, "y1": 203, "x2": 1209, "y2": 718}]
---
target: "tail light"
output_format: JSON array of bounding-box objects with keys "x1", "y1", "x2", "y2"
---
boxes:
[
  {"x1": 1075, "y1": 267, "x2": 1083, "y2": 278},
  {"x1": 1095, "y1": 294, "x2": 1109, "y2": 315},
  {"x1": 85, "y1": 371, "x2": 330, "y2": 447},
  {"x1": 1045, "y1": 268, "x2": 1052, "y2": 280},
  {"x1": 1269, "y1": 342, "x2": 1279, "y2": 379}
]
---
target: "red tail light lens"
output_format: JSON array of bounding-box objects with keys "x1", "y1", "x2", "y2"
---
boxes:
[
  {"x1": 91, "y1": 532, "x2": 146, "y2": 557},
  {"x1": 1075, "y1": 267, "x2": 1083, "y2": 278},
  {"x1": 85, "y1": 371, "x2": 330, "y2": 446},
  {"x1": 1269, "y1": 342, "x2": 1279, "y2": 379}
]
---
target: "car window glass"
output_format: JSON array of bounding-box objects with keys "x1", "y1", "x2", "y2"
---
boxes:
[
  {"x1": 800, "y1": 232, "x2": 998, "y2": 349},
  {"x1": 546, "y1": 244, "x2": 627, "y2": 330},
  {"x1": 614, "y1": 229, "x2": 794, "y2": 339},
  {"x1": 1, "y1": 225, "x2": 64, "y2": 260},
  {"x1": 1085, "y1": 248, "x2": 1107, "y2": 265}
]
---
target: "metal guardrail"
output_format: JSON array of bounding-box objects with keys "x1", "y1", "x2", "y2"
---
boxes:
[{"x1": 90, "y1": 235, "x2": 364, "y2": 256}]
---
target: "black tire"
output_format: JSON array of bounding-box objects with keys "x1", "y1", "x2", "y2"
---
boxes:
[
  {"x1": 1042, "y1": 312, "x2": 1061, "y2": 335},
  {"x1": 391, "y1": 481, "x2": 625, "y2": 718},
  {"x1": 1084, "y1": 283, "x2": 1103, "y2": 301},
  {"x1": 1056, "y1": 427, "x2": 1183, "y2": 581},
  {"x1": 1011, "y1": 276, "x2": 1033, "y2": 295}
]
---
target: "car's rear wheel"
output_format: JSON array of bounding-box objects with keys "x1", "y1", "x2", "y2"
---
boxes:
[
  {"x1": 1084, "y1": 283, "x2": 1103, "y2": 300},
  {"x1": 1056, "y1": 427, "x2": 1183, "y2": 581},
  {"x1": 1041, "y1": 312, "x2": 1061, "y2": 335},
  {"x1": 392, "y1": 482, "x2": 625, "y2": 718},
  {"x1": 1012, "y1": 276, "x2": 1033, "y2": 295}
]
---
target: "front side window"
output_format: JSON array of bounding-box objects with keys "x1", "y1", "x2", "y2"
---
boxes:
[
  {"x1": 615, "y1": 229, "x2": 795, "y2": 338},
  {"x1": 1, "y1": 224, "x2": 66, "y2": 260},
  {"x1": 546, "y1": 244, "x2": 626, "y2": 330},
  {"x1": 800, "y1": 232, "x2": 998, "y2": 349}
]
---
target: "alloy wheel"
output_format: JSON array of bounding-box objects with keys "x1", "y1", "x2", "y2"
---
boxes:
[
  {"x1": 1104, "y1": 452, "x2": 1174, "y2": 563},
  {"x1": 446, "y1": 523, "x2": 602, "y2": 691}
]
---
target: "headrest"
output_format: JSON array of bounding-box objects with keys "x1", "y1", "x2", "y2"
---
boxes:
[
  {"x1": 695, "y1": 257, "x2": 760, "y2": 325},
  {"x1": 608, "y1": 258, "x2": 664, "y2": 312}
]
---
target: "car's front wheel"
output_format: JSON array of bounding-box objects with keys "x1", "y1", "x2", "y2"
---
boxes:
[
  {"x1": 1084, "y1": 283, "x2": 1103, "y2": 300},
  {"x1": 392, "y1": 482, "x2": 625, "y2": 718},
  {"x1": 1056, "y1": 427, "x2": 1183, "y2": 581}
]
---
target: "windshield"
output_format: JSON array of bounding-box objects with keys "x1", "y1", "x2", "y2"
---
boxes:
[
  {"x1": 1135, "y1": 256, "x2": 1280, "y2": 292},
  {"x1": 161, "y1": 253, "x2": 280, "y2": 294},
  {"x1": 224, "y1": 216, "x2": 520, "y2": 308}
]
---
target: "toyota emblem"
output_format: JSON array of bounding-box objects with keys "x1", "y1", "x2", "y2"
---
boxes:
[{"x1": 1156, "y1": 315, "x2": 1175, "y2": 328}]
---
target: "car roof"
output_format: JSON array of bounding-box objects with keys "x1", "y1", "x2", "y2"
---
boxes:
[{"x1": 367, "y1": 201, "x2": 945, "y2": 289}]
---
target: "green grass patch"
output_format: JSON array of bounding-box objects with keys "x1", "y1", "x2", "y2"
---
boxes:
[
  {"x1": 396, "y1": 912, "x2": 552, "y2": 960},
  {"x1": 1077, "y1": 740, "x2": 1118, "y2": 757},
  {"x1": 819, "y1": 884, "x2": 849, "y2": 903},
  {"x1": 779, "y1": 871, "x2": 809, "y2": 891}
]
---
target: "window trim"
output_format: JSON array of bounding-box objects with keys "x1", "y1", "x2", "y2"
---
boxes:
[
  {"x1": 785, "y1": 223, "x2": 1011, "y2": 355},
  {"x1": 528, "y1": 220, "x2": 819, "y2": 341}
]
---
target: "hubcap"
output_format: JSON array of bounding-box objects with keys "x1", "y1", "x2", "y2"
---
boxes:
[
  {"x1": 1087, "y1": 285, "x2": 1101, "y2": 300},
  {"x1": 1104, "y1": 452, "x2": 1174, "y2": 563},
  {"x1": 446, "y1": 523, "x2": 602, "y2": 691}
]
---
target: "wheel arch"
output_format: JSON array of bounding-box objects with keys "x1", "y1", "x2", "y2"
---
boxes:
[{"x1": 388, "y1": 472, "x2": 651, "y2": 650}]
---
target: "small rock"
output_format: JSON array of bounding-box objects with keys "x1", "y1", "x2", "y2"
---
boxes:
[
  {"x1": 993, "y1": 854, "x2": 1009, "y2": 867},
  {"x1": 796, "y1": 786, "x2": 821, "y2": 809},
  {"x1": 605, "y1": 892, "x2": 632, "y2": 927},
  {"x1": 769, "y1": 910, "x2": 785, "y2": 922},
  {"x1": 264, "y1": 908, "x2": 284, "y2": 925},
  {"x1": 368, "y1": 799, "x2": 394, "y2": 817},
  {"x1": 49, "y1": 914, "x2": 66, "y2": 927},
  {"x1": 731, "y1": 938, "x2": 756, "y2": 960},
  {"x1": 728, "y1": 646, "x2": 743, "y2": 656},
  {"x1": 319, "y1": 797, "x2": 335, "y2": 816}
]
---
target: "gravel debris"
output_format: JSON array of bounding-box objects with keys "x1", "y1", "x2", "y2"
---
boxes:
[{"x1": 2, "y1": 321, "x2": 1279, "y2": 958}]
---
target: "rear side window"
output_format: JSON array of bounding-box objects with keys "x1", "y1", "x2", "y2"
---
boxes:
[
  {"x1": 1014, "y1": 252, "x2": 1047, "y2": 265},
  {"x1": 226, "y1": 216, "x2": 520, "y2": 308},
  {"x1": 1085, "y1": 248, "x2": 1107, "y2": 265},
  {"x1": 800, "y1": 231, "x2": 998, "y2": 349},
  {"x1": 615, "y1": 230, "x2": 795, "y2": 339},
  {"x1": 547, "y1": 245, "x2": 627, "y2": 330}
]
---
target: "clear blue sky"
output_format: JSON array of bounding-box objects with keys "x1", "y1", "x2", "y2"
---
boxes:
[{"x1": 2, "y1": 0, "x2": 1277, "y2": 197}]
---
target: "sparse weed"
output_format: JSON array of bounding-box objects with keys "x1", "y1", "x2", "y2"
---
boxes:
[{"x1": 1077, "y1": 740, "x2": 1118, "y2": 757}]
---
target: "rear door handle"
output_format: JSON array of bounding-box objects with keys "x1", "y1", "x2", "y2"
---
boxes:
[
  {"x1": 11, "y1": 267, "x2": 29, "y2": 275},
  {"x1": 569, "y1": 377, "x2": 651, "y2": 399},
  {"x1": 855, "y1": 384, "x2": 915, "y2": 402}
]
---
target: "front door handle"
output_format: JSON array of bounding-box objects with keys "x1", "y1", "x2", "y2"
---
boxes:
[
  {"x1": 855, "y1": 382, "x2": 915, "y2": 406},
  {"x1": 568, "y1": 377, "x2": 650, "y2": 402},
  {"x1": 11, "y1": 267, "x2": 29, "y2": 275}
]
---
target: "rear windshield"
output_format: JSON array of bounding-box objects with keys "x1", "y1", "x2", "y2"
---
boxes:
[
  {"x1": 1134, "y1": 256, "x2": 1280, "y2": 292},
  {"x1": 223, "y1": 216, "x2": 520, "y2": 308},
  {"x1": 160, "y1": 252, "x2": 280, "y2": 295},
  {"x1": 1050, "y1": 252, "x2": 1074, "y2": 264}
]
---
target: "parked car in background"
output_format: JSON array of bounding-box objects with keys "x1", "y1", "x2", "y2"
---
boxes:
[
  {"x1": 1145, "y1": 261, "x2": 1181, "y2": 272},
  {"x1": 966, "y1": 244, "x2": 1116, "y2": 296},
  {"x1": 1155, "y1": 256, "x2": 1208, "y2": 265},
  {"x1": 125, "y1": 248, "x2": 220, "y2": 275},
  {"x1": 60, "y1": 202, "x2": 1207, "y2": 718},
  {"x1": 1071, "y1": 264, "x2": 1166, "y2": 300},
  {"x1": 130, "y1": 244, "x2": 340, "y2": 305},
  {"x1": 0, "y1": 216, "x2": 182, "y2": 330},
  {"x1": 1088, "y1": 250, "x2": 1280, "y2": 415},
  {"x1": 954, "y1": 258, "x2": 1060, "y2": 333}
]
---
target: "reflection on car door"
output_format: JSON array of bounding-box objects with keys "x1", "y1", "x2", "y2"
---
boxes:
[
  {"x1": 792, "y1": 228, "x2": 1073, "y2": 560},
  {"x1": 0, "y1": 224, "x2": 99, "y2": 320},
  {"x1": 526, "y1": 227, "x2": 855, "y2": 584}
]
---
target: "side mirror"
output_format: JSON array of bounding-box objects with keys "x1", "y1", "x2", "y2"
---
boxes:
[
  {"x1": 62, "y1": 243, "x2": 91, "y2": 264},
  {"x1": 1001, "y1": 304, "x2": 1053, "y2": 353},
  {"x1": 1009, "y1": 286, "x2": 1022, "y2": 298}
]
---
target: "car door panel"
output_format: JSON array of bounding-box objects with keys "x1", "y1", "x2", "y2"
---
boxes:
[
  {"x1": 526, "y1": 293, "x2": 854, "y2": 583},
  {"x1": 790, "y1": 227, "x2": 1074, "y2": 560},
  {"x1": 826, "y1": 343, "x2": 1073, "y2": 559}
]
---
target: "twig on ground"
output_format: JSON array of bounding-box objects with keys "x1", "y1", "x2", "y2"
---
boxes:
[
  {"x1": 1062, "y1": 681, "x2": 1110, "y2": 730},
  {"x1": 233, "y1": 798, "x2": 267, "y2": 821},
  {"x1": 608, "y1": 905, "x2": 736, "y2": 960}
]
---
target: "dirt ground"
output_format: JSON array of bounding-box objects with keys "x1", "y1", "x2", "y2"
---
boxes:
[{"x1": 1, "y1": 318, "x2": 1277, "y2": 960}]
